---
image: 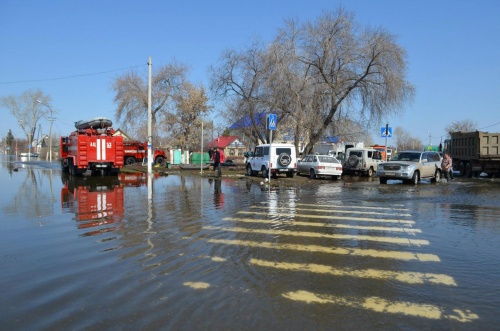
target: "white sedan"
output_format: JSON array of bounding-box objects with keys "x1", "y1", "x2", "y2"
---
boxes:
[{"x1": 297, "y1": 154, "x2": 343, "y2": 179}]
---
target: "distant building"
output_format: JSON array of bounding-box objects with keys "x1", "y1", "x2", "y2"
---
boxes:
[
  {"x1": 207, "y1": 136, "x2": 248, "y2": 162},
  {"x1": 112, "y1": 129, "x2": 133, "y2": 141}
]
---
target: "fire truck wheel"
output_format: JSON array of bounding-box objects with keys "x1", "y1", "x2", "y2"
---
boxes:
[
  {"x1": 125, "y1": 157, "x2": 135, "y2": 165},
  {"x1": 155, "y1": 156, "x2": 165, "y2": 165}
]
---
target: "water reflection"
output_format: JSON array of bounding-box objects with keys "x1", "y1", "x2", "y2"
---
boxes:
[
  {"x1": 1, "y1": 161, "x2": 57, "y2": 220},
  {"x1": 61, "y1": 175, "x2": 125, "y2": 236},
  {"x1": 60, "y1": 173, "x2": 151, "y2": 236},
  {"x1": 209, "y1": 178, "x2": 225, "y2": 209}
]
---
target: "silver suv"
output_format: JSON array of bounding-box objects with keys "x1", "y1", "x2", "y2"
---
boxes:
[
  {"x1": 343, "y1": 148, "x2": 382, "y2": 177},
  {"x1": 377, "y1": 150, "x2": 442, "y2": 184},
  {"x1": 246, "y1": 143, "x2": 297, "y2": 178}
]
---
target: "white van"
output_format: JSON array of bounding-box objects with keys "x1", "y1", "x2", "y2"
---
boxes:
[
  {"x1": 246, "y1": 143, "x2": 297, "y2": 178},
  {"x1": 343, "y1": 148, "x2": 383, "y2": 177}
]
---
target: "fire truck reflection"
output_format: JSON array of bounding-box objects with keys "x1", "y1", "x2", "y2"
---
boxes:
[{"x1": 61, "y1": 173, "x2": 147, "y2": 236}]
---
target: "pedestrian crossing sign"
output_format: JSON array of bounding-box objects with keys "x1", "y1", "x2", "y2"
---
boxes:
[
  {"x1": 381, "y1": 126, "x2": 392, "y2": 137},
  {"x1": 267, "y1": 114, "x2": 277, "y2": 130}
]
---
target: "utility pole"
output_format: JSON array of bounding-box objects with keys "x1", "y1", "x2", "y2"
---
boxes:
[
  {"x1": 385, "y1": 123, "x2": 388, "y2": 161},
  {"x1": 37, "y1": 100, "x2": 55, "y2": 161},
  {"x1": 147, "y1": 56, "x2": 153, "y2": 174}
]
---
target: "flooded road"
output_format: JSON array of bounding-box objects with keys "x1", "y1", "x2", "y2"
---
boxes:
[{"x1": 1, "y1": 155, "x2": 500, "y2": 330}]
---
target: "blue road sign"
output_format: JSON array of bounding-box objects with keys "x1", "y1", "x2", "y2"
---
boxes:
[
  {"x1": 381, "y1": 127, "x2": 392, "y2": 137},
  {"x1": 268, "y1": 114, "x2": 277, "y2": 130}
]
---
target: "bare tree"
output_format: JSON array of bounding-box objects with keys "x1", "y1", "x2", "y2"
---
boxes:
[
  {"x1": 210, "y1": 8, "x2": 414, "y2": 154},
  {"x1": 0, "y1": 89, "x2": 52, "y2": 149},
  {"x1": 162, "y1": 82, "x2": 211, "y2": 150},
  {"x1": 445, "y1": 119, "x2": 478, "y2": 134},
  {"x1": 112, "y1": 62, "x2": 188, "y2": 141},
  {"x1": 292, "y1": 9, "x2": 414, "y2": 154},
  {"x1": 209, "y1": 39, "x2": 274, "y2": 145},
  {"x1": 394, "y1": 126, "x2": 423, "y2": 151}
]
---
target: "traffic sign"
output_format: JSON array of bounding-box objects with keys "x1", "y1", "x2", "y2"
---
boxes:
[
  {"x1": 381, "y1": 127, "x2": 392, "y2": 138},
  {"x1": 267, "y1": 114, "x2": 277, "y2": 130}
]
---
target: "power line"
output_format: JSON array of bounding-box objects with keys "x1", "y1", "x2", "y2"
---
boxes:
[
  {"x1": 0, "y1": 64, "x2": 146, "y2": 85},
  {"x1": 478, "y1": 121, "x2": 500, "y2": 130}
]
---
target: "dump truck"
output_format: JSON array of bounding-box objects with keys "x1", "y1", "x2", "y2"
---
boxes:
[
  {"x1": 444, "y1": 131, "x2": 500, "y2": 177},
  {"x1": 123, "y1": 141, "x2": 167, "y2": 166},
  {"x1": 60, "y1": 117, "x2": 124, "y2": 176}
]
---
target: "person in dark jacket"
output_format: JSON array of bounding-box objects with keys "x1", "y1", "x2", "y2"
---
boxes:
[{"x1": 211, "y1": 147, "x2": 225, "y2": 177}]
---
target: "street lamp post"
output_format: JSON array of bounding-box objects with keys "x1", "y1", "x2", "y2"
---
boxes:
[{"x1": 37, "y1": 100, "x2": 55, "y2": 162}]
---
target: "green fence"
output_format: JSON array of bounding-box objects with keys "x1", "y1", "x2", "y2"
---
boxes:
[{"x1": 190, "y1": 152, "x2": 210, "y2": 165}]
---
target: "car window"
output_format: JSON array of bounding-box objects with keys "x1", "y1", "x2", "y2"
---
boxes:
[
  {"x1": 254, "y1": 147, "x2": 263, "y2": 157},
  {"x1": 318, "y1": 156, "x2": 337, "y2": 163},
  {"x1": 304, "y1": 156, "x2": 311, "y2": 162},
  {"x1": 367, "y1": 151, "x2": 373, "y2": 158},
  {"x1": 411, "y1": 153, "x2": 422, "y2": 162},
  {"x1": 276, "y1": 148, "x2": 292, "y2": 155},
  {"x1": 263, "y1": 146, "x2": 269, "y2": 156},
  {"x1": 394, "y1": 152, "x2": 420, "y2": 161},
  {"x1": 350, "y1": 151, "x2": 363, "y2": 157}
]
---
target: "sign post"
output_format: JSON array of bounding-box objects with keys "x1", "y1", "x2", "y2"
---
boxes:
[
  {"x1": 381, "y1": 124, "x2": 392, "y2": 161},
  {"x1": 267, "y1": 114, "x2": 277, "y2": 183}
]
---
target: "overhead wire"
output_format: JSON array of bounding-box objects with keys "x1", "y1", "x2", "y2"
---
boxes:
[{"x1": 0, "y1": 64, "x2": 146, "y2": 85}]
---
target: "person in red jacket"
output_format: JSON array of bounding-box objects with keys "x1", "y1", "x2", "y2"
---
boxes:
[{"x1": 211, "y1": 147, "x2": 225, "y2": 177}]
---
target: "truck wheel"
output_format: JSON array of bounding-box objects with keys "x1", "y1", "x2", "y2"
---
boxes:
[
  {"x1": 410, "y1": 171, "x2": 419, "y2": 185},
  {"x1": 431, "y1": 170, "x2": 441, "y2": 183},
  {"x1": 262, "y1": 166, "x2": 269, "y2": 178},
  {"x1": 125, "y1": 157, "x2": 135, "y2": 165},
  {"x1": 465, "y1": 163, "x2": 472, "y2": 178},
  {"x1": 459, "y1": 162, "x2": 466, "y2": 176},
  {"x1": 61, "y1": 159, "x2": 69, "y2": 173},
  {"x1": 246, "y1": 165, "x2": 254, "y2": 176},
  {"x1": 367, "y1": 167, "x2": 374, "y2": 177},
  {"x1": 155, "y1": 156, "x2": 164, "y2": 165}
]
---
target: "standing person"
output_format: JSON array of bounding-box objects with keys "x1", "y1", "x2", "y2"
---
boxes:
[
  {"x1": 441, "y1": 152, "x2": 452, "y2": 181},
  {"x1": 211, "y1": 147, "x2": 225, "y2": 177},
  {"x1": 449, "y1": 153, "x2": 454, "y2": 180}
]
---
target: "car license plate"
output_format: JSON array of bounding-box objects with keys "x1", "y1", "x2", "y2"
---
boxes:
[
  {"x1": 279, "y1": 168, "x2": 288, "y2": 172},
  {"x1": 385, "y1": 172, "x2": 395, "y2": 176}
]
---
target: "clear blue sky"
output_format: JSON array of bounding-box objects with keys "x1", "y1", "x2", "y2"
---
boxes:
[{"x1": 1, "y1": 0, "x2": 499, "y2": 147}]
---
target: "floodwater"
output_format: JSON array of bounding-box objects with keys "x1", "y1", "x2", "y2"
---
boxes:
[{"x1": 1, "y1": 155, "x2": 500, "y2": 330}]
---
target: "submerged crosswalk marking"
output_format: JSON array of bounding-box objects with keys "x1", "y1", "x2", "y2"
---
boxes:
[
  {"x1": 250, "y1": 206, "x2": 412, "y2": 217},
  {"x1": 223, "y1": 217, "x2": 422, "y2": 235},
  {"x1": 238, "y1": 211, "x2": 415, "y2": 225},
  {"x1": 204, "y1": 225, "x2": 429, "y2": 246},
  {"x1": 282, "y1": 290, "x2": 478, "y2": 323},
  {"x1": 249, "y1": 258, "x2": 456, "y2": 286},
  {"x1": 291, "y1": 203, "x2": 409, "y2": 211},
  {"x1": 207, "y1": 238, "x2": 440, "y2": 262},
  {"x1": 197, "y1": 201, "x2": 478, "y2": 321}
]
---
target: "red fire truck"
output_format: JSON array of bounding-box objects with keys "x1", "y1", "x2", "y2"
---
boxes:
[
  {"x1": 60, "y1": 117, "x2": 124, "y2": 176},
  {"x1": 123, "y1": 141, "x2": 167, "y2": 166}
]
